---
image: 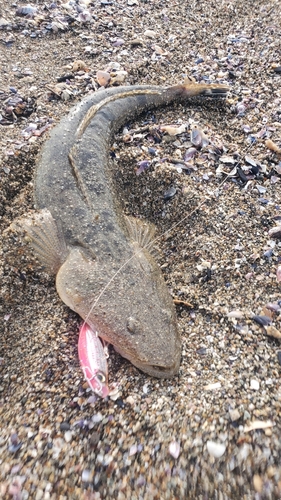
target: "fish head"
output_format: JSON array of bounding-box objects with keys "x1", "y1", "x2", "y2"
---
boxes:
[
  {"x1": 108, "y1": 248, "x2": 181, "y2": 378},
  {"x1": 56, "y1": 246, "x2": 181, "y2": 379}
]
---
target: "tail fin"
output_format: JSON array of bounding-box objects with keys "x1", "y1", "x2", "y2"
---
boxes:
[{"x1": 169, "y1": 82, "x2": 229, "y2": 99}]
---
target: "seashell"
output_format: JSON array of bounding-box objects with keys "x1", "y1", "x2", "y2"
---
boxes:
[
  {"x1": 0, "y1": 17, "x2": 11, "y2": 27},
  {"x1": 255, "y1": 128, "x2": 267, "y2": 139},
  {"x1": 204, "y1": 382, "x2": 221, "y2": 391},
  {"x1": 206, "y1": 441, "x2": 226, "y2": 458},
  {"x1": 256, "y1": 185, "x2": 266, "y2": 194},
  {"x1": 276, "y1": 265, "x2": 281, "y2": 283},
  {"x1": 237, "y1": 168, "x2": 248, "y2": 182},
  {"x1": 227, "y1": 310, "x2": 244, "y2": 319},
  {"x1": 78, "y1": 10, "x2": 92, "y2": 22},
  {"x1": 184, "y1": 147, "x2": 197, "y2": 161},
  {"x1": 105, "y1": 62, "x2": 121, "y2": 71},
  {"x1": 112, "y1": 38, "x2": 125, "y2": 47},
  {"x1": 169, "y1": 441, "x2": 180, "y2": 459},
  {"x1": 96, "y1": 70, "x2": 111, "y2": 87},
  {"x1": 144, "y1": 30, "x2": 156, "y2": 38},
  {"x1": 265, "y1": 139, "x2": 281, "y2": 154},
  {"x1": 72, "y1": 60, "x2": 88, "y2": 72},
  {"x1": 136, "y1": 160, "x2": 151, "y2": 176},
  {"x1": 152, "y1": 45, "x2": 167, "y2": 55},
  {"x1": 164, "y1": 186, "x2": 177, "y2": 200},
  {"x1": 236, "y1": 102, "x2": 246, "y2": 115},
  {"x1": 252, "y1": 315, "x2": 272, "y2": 327},
  {"x1": 16, "y1": 4, "x2": 37, "y2": 17},
  {"x1": 265, "y1": 325, "x2": 281, "y2": 339},
  {"x1": 219, "y1": 156, "x2": 236, "y2": 164},
  {"x1": 268, "y1": 226, "x2": 281, "y2": 239},
  {"x1": 244, "y1": 420, "x2": 273, "y2": 432},
  {"x1": 244, "y1": 155, "x2": 257, "y2": 167},
  {"x1": 190, "y1": 126, "x2": 209, "y2": 148},
  {"x1": 160, "y1": 124, "x2": 186, "y2": 136},
  {"x1": 61, "y1": 89, "x2": 73, "y2": 101},
  {"x1": 110, "y1": 70, "x2": 128, "y2": 85}
]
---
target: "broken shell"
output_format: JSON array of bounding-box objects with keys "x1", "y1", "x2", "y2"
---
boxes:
[
  {"x1": 268, "y1": 226, "x2": 281, "y2": 239},
  {"x1": 110, "y1": 71, "x2": 128, "y2": 85},
  {"x1": 245, "y1": 155, "x2": 257, "y2": 167},
  {"x1": 227, "y1": 310, "x2": 244, "y2": 319},
  {"x1": 219, "y1": 156, "x2": 236, "y2": 164},
  {"x1": 144, "y1": 30, "x2": 156, "y2": 38},
  {"x1": 265, "y1": 325, "x2": 281, "y2": 339},
  {"x1": 164, "y1": 186, "x2": 177, "y2": 200},
  {"x1": 16, "y1": 4, "x2": 37, "y2": 17},
  {"x1": 256, "y1": 185, "x2": 266, "y2": 194},
  {"x1": 96, "y1": 70, "x2": 111, "y2": 87},
  {"x1": 78, "y1": 10, "x2": 92, "y2": 22},
  {"x1": 190, "y1": 127, "x2": 209, "y2": 148},
  {"x1": 72, "y1": 60, "x2": 88, "y2": 72},
  {"x1": 184, "y1": 147, "x2": 197, "y2": 161},
  {"x1": 276, "y1": 265, "x2": 281, "y2": 283},
  {"x1": 153, "y1": 45, "x2": 167, "y2": 56},
  {"x1": 112, "y1": 38, "x2": 125, "y2": 47},
  {"x1": 244, "y1": 420, "x2": 274, "y2": 433},
  {"x1": 160, "y1": 124, "x2": 187, "y2": 136},
  {"x1": 136, "y1": 160, "x2": 151, "y2": 176},
  {"x1": 252, "y1": 315, "x2": 272, "y2": 327},
  {"x1": 265, "y1": 139, "x2": 281, "y2": 154}
]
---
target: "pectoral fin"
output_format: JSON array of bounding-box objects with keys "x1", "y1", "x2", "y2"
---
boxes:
[{"x1": 22, "y1": 209, "x2": 68, "y2": 275}]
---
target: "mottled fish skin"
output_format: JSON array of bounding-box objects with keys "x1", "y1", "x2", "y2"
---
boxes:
[{"x1": 32, "y1": 82, "x2": 228, "y2": 378}]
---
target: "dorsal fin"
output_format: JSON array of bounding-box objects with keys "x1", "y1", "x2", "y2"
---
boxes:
[{"x1": 124, "y1": 215, "x2": 157, "y2": 254}]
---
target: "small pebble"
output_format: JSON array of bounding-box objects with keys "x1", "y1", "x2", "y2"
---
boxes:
[
  {"x1": 229, "y1": 409, "x2": 241, "y2": 422},
  {"x1": 60, "y1": 422, "x2": 70, "y2": 431},
  {"x1": 250, "y1": 379, "x2": 260, "y2": 391},
  {"x1": 81, "y1": 469, "x2": 91, "y2": 482},
  {"x1": 64, "y1": 431, "x2": 72, "y2": 443},
  {"x1": 206, "y1": 441, "x2": 226, "y2": 458},
  {"x1": 169, "y1": 441, "x2": 180, "y2": 459}
]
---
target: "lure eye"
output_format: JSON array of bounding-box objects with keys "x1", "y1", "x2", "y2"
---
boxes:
[{"x1": 95, "y1": 371, "x2": 106, "y2": 383}]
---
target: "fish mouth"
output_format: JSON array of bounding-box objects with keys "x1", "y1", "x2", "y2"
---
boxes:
[
  {"x1": 134, "y1": 360, "x2": 180, "y2": 379},
  {"x1": 114, "y1": 345, "x2": 181, "y2": 378},
  {"x1": 115, "y1": 348, "x2": 181, "y2": 378}
]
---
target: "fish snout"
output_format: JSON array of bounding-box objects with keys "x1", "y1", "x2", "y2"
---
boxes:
[{"x1": 131, "y1": 353, "x2": 181, "y2": 379}]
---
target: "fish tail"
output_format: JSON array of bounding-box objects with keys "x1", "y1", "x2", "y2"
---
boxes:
[{"x1": 167, "y1": 82, "x2": 229, "y2": 100}]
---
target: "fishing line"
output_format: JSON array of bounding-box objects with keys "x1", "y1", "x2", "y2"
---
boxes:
[{"x1": 82, "y1": 138, "x2": 254, "y2": 331}]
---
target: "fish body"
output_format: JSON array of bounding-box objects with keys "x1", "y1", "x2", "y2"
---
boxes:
[
  {"x1": 78, "y1": 323, "x2": 109, "y2": 398},
  {"x1": 24, "y1": 82, "x2": 228, "y2": 378}
]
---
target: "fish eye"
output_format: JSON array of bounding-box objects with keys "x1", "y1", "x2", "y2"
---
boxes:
[
  {"x1": 126, "y1": 317, "x2": 142, "y2": 335},
  {"x1": 95, "y1": 371, "x2": 106, "y2": 383}
]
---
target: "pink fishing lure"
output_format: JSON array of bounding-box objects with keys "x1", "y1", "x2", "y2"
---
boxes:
[{"x1": 78, "y1": 323, "x2": 109, "y2": 398}]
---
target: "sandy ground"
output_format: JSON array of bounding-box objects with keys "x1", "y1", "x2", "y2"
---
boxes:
[{"x1": 1, "y1": 0, "x2": 281, "y2": 498}]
